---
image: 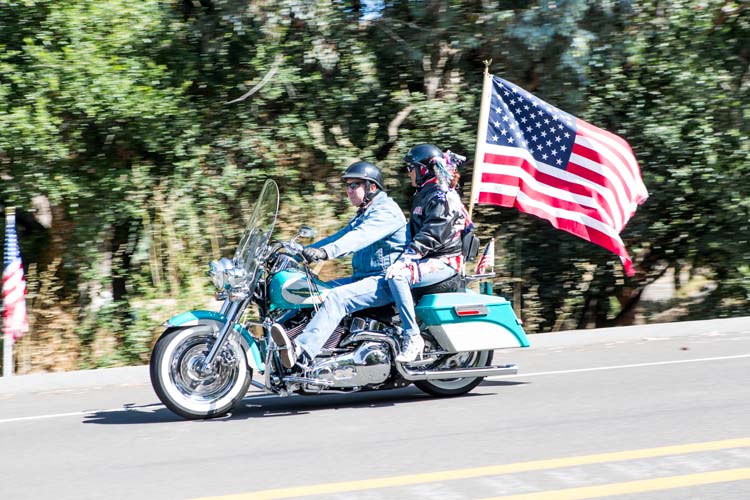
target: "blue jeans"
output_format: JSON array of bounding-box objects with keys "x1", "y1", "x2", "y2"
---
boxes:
[
  {"x1": 294, "y1": 275, "x2": 396, "y2": 358},
  {"x1": 295, "y1": 260, "x2": 456, "y2": 358},
  {"x1": 387, "y1": 258, "x2": 457, "y2": 337}
]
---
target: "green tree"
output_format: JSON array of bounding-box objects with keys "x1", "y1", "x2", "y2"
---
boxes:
[{"x1": 1, "y1": 0, "x2": 748, "y2": 372}]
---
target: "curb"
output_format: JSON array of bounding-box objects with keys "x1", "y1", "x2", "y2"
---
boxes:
[
  {"x1": 0, "y1": 365, "x2": 149, "y2": 395},
  {"x1": 529, "y1": 316, "x2": 750, "y2": 348}
]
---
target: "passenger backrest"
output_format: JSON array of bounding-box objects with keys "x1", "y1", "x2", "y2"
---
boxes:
[{"x1": 462, "y1": 232, "x2": 480, "y2": 263}]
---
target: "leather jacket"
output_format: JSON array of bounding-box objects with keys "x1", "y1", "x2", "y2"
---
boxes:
[
  {"x1": 406, "y1": 184, "x2": 464, "y2": 259},
  {"x1": 312, "y1": 191, "x2": 407, "y2": 280}
]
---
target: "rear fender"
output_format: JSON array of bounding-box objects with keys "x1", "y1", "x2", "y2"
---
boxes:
[
  {"x1": 165, "y1": 310, "x2": 265, "y2": 372},
  {"x1": 415, "y1": 293, "x2": 529, "y2": 352}
]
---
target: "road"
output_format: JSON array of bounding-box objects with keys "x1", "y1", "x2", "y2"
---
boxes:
[{"x1": 1, "y1": 317, "x2": 749, "y2": 500}]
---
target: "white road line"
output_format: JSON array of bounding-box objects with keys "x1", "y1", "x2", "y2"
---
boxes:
[
  {"x1": 2, "y1": 354, "x2": 748, "y2": 425},
  {"x1": 490, "y1": 353, "x2": 750, "y2": 379},
  {"x1": 0, "y1": 393, "x2": 278, "y2": 425},
  {"x1": 0, "y1": 408, "x2": 117, "y2": 424}
]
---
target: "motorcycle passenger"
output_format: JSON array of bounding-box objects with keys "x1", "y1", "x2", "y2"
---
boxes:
[
  {"x1": 271, "y1": 161, "x2": 407, "y2": 370},
  {"x1": 386, "y1": 144, "x2": 468, "y2": 362}
]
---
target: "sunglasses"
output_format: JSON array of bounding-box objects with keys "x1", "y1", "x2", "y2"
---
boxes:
[
  {"x1": 405, "y1": 163, "x2": 416, "y2": 173},
  {"x1": 346, "y1": 181, "x2": 362, "y2": 190}
]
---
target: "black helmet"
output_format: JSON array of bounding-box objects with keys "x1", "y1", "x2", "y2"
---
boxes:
[
  {"x1": 342, "y1": 161, "x2": 384, "y2": 190},
  {"x1": 403, "y1": 144, "x2": 443, "y2": 167},
  {"x1": 404, "y1": 144, "x2": 443, "y2": 186}
]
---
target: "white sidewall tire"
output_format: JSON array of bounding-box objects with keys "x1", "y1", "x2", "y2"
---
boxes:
[{"x1": 151, "y1": 326, "x2": 250, "y2": 419}]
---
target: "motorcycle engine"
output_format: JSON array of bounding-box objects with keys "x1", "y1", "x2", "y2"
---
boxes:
[{"x1": 309, "y1": 341, "x2": 391, "y2": 388}]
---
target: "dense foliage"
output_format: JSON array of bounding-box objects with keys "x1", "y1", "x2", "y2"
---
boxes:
[{"x1": 1, "y1": 0, "x2": 748, "y2": 371}]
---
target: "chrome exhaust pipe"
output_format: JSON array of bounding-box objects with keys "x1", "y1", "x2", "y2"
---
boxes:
[{"x1": 398, "y1": 364, "x2": 518, "y2": 381}]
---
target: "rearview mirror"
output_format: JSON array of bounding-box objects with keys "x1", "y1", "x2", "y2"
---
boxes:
[{"x1": 298, "y1": 226, "x2": 317, "y2": 239}]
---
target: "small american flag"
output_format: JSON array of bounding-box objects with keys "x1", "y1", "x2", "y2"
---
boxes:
[
  {"x1": 3, "y1": 210, "x2": 29, "y2": 340},
  {"x1": 472, "y1": 75, "x2": 648, "y2": 276},
  {"x1": 474, "y1": 238, "x2": 495, "y2": 275}
]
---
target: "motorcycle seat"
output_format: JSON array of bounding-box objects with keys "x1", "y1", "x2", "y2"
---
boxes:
[
  {"x1": 352, "y1": 273, "x2": 463, "y2": 324},
  {"x1": 411, "y1": 272, "x2": 462, "y2": 301}
]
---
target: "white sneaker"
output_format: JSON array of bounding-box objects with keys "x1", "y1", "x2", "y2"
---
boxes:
[{"x1": 396, "y1": 334, "x2": 424, "y2": 363}]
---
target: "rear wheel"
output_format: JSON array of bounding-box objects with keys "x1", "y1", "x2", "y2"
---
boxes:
[
  {"x1": 150, "y1": 326, "x2": 251, "y2": 419},
  {"x1": 414, "y1": 350, "x2": 493, "y2": 397}
]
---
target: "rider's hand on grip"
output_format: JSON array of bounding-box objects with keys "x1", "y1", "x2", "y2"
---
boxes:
[{"x1": 302, "y1": 247, "x2": 327, "y2": 263}]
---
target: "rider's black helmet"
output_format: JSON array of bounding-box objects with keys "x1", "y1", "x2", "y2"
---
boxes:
[
  {"x1": 342, "y1": 161, "x2": 384, "y2": 190},
  {"x1": 404, "y1": 144, "x2": 443, "y2": 186}
]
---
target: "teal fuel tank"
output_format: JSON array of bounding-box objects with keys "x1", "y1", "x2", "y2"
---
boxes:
[{"x1": 268, "y1": 270, "x2": 333, "y2": 310}]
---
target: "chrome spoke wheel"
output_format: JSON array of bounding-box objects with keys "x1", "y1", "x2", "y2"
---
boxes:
[
  {"x1": 414, "y1": 349, "x2": 493, "y2": 397},
  {"x1": 170, "y1": 336, "x2": 240, "y2": 403}
]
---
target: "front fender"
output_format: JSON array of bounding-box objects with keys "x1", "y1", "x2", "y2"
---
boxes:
[{"x1": 165, "y1": 310, "x2": 265, "y2": 372}]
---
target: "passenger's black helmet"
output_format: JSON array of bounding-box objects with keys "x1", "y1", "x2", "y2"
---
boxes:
[
  {"x1": 404, "y1": 144, "x2": 443, "y2": 186},
  {"x1": 342, "y1": 161, "x2": 384, "y2": 190},
  {"x1": 403, "y1": 144, "x2": 443, "y2": 168}
]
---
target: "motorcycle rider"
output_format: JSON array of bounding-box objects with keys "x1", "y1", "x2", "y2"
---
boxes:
[
  {"x1": 271, "y1": 161, "x2": 407, "y2": 370},
  {"x1": 386, "y1": 144, "x2": 468, "y2": 362}
]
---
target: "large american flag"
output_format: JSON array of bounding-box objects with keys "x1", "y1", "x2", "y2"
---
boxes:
[
  {"x1": 3, "y1": 211, "x2": 29, "y2": 340},
  {"x1": 472, "y1": 76, "x2": 648, "y2": 276}
]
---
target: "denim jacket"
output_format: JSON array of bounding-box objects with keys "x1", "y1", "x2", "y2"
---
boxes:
[{"x1": 311, "y1": 192, "x2": 407, "y2": 280}]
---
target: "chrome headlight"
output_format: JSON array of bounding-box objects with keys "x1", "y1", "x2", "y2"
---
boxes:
[
  {"x1": 209, "y1": 257, "x2": 234, "y2": 290},
  {"x1": 224, "y1": 266, "x2": 247, "y2": 288}
]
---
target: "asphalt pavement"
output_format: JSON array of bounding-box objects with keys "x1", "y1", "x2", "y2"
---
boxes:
[{"x1": 1, "y1": 316, "x2": 749, "y2": 500}]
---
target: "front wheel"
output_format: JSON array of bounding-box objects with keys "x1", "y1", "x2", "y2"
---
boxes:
[
  {"x1": 150, "y1": 326, "x2": 251, "y2": 420},
  {"x1": 414, "y1": 350, "x2": 493, "y2": 397}
]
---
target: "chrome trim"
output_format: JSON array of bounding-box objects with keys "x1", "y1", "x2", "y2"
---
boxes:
[
  {"x1": 269, "y1": 253, "x2": 298, "y2": 274},
  {"x1": 282, "y1": 375, "x2": 332, "y2": 386},
  {"x1": 263, "y1": 337, "x2": 274, "y2": 391},
  {"x1": 464, "y1": 272, "x2": 496, "y2": 282},
  {"x1": 340, "y1": 330, "x2": 398, "y2": 350},
  {"x1": 396, "y1": 363, "x2": 518, "y2": 381},
  {"x1": 218, "y1": 299, "x2": 232, "y2": 316},
  {"x1": 453, "y1": 304, "x2": 489, "y2": 316},
  {"x1": 350, "y1": 317, "x2": 388, "y2": 334},
  {"x1": 282, "y1": 328, "x2": 517, "y2": 386},
  {"x1": 201, "y1": 300, "x2": 246, "y2": 368},
  {"x1": 308, "y1": 342, "x2": 391, "y2": 388}
]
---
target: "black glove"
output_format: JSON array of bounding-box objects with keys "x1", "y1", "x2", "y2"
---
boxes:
[{"x1": 302, "y1": 247, "x2": 327, "y2": 262}]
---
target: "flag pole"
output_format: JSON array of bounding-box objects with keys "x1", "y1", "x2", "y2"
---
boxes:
[
  {"x1": 3, "y1": 206, "x2": 15, "y2": 377},
  {"x1": 3, "y1": 333, "x2": 13, "y2": 377},
  {"x1": 468, "y1": 61, "x2": 494, "y2": 220}
]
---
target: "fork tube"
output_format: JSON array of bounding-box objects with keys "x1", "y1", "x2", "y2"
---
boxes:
[
  {"x1": 218, "y1": 298, "x2": 232, "y2": 316},
  {"x1": 201, "y1": 300, "x2": 245, "y2": 369}
]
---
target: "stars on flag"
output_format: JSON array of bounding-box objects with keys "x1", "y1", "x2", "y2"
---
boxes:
[{"x1": 486, "y1": 79, "x2": 576, "y2": 171}]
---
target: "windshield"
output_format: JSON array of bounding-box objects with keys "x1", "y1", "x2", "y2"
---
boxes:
[{"x1": 233, "y1": 179, "x2": 280, "y2": 289}]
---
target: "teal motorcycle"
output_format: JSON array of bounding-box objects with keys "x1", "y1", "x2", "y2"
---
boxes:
[{"x1": 150, "y1": 179, "x2": 529, "y2": 419}]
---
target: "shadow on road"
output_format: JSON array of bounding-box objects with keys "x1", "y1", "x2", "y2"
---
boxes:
[
  {"x1": 81, "y1": 381, "x2": 523, "y2": 425},
  {"x1": 82, "y1": 403, "x2": 185, "y2": 424},
  {"x1": 233, "y1": 386, "x2": 438, "y2": 420},
  {"x1": 480, "y1": 380, "x2": 528, "y2": 387}
]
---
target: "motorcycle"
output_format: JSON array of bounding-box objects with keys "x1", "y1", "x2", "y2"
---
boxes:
[{"x1": 150, "y1": 179, "x2": 529, "y2": 419}]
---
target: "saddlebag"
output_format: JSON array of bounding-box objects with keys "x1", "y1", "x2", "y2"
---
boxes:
[{"x1": 415, "y1": 292, "x2": 529, "y2": 351}]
